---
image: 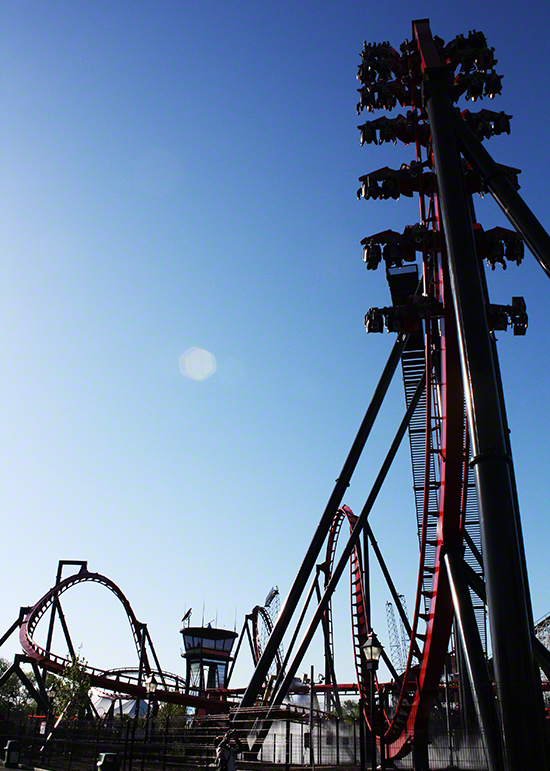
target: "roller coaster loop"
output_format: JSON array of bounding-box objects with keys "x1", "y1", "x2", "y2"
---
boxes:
[{"x1": 14, "y1": 564, "x2": 231, "y2": 712}]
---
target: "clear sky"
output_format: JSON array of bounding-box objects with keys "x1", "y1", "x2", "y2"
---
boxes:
[{"x1": 1, "y1": 0, "x2": 550, "y2": 691}]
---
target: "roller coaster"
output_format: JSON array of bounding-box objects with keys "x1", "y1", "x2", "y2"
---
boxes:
[
  {"x1": 0, "y1": 561, "x2": 231, "y2": 714},
  {"x1": 2, "y1": 18, "x2": 550, "y2": 771},
  {"x1": 234, "y1": 19, "x2": 550, "y2": 771}
]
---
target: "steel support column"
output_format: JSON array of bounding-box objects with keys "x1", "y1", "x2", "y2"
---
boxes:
[
  {"x1": 425, "y1": 70, "x2": 547, "y2": 769},
  {"x1": 444, "y1": 551, "x2": 504, "y2": 771}
]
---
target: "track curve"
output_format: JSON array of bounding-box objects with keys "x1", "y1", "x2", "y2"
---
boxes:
[
  {"x1": 250, "y1": 605, "x2": 283, "y2": 676},
  {"x1": 326, "y1": 277, "x2": 467, "y2": 757},
  {"x1": 19, "y1": 567, "x2": 232, "y2": 712},
  {"x1": 323, "y1": 506, "x2": 371, "y2": 721}
]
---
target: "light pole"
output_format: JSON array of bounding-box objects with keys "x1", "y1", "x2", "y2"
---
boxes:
[
  {"x1": 145, "y1": 675, "x2": 157, "y2": 728},
  {"x1": 46, "y1": 682, "x2": 57, "y2": 719},
  {"x1": 141, "y1": 675, "x2": 157, "y2": 771},
  {"x1": 361, "y1": 632, "x2": 384, "y2": 771},
  {"x1": 309, "y1": 667, "x2": 314, "y2": 771}
]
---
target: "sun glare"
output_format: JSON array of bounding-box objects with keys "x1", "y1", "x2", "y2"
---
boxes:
[{"x1": 179, "y1": 347, "x2": 217, "y2": 381}]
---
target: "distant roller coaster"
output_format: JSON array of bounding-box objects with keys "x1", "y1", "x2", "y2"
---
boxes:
[{"x1": 0, "y1": 560, "x2": 232, "y2": 713}]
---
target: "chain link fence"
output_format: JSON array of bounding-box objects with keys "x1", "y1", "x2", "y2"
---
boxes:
[{"x1": 0, "y1": 706, "x2": 528, "y2": 771}]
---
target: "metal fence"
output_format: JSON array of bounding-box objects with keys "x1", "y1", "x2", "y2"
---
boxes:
[{"x1": 0, "y1": 709, "x2": 512, "y2": 771}]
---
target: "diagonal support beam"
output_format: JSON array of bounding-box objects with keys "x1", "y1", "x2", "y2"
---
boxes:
[
  {"x1": 532, "y1": 635, "x2": 550, "y2": 682},
  {"x1": 271, "y1": 569, "x2": 319, "y2": 698},
  {"x1": 444, "y1": 551, "x2": 504, "y2": 771},
  {"x1": 314, "y1": 576, "x2": 342, "y2": 715},
  {"x1": 56, "y1": 600, "x2": 76, "y2": 661},
  {"x1": 226, "y1": 618, "x2": 248, "y2": 688},
  {"x1": 238, "y1": 334, "x2": 409, "y2": 709},
  {"x1": 0, "y1": 608, "x2": 31, "y2": 649},
  {"x1": 0, "y1": 655, "x2": 50, "y2": 713},
  {"x1": 452, "y1": 109, "x2": 550, "y2": 280},
  {"x1": 271, "y1": 371, "x2": 426, "y2": 707},
  {"x1": 365, "y1": 521, "x2": 421, "y2": 661}
]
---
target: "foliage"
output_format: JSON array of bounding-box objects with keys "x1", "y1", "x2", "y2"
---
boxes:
[
  {"x1": 339, "y1": 699, "x2": 360, "y2": 723},
  {"x1": 0, "y1": 657, "x2": 39, "y2": 714},
  {"x1": 51, "y1": 653, "x2": 92, "y2": 719},
  {"x1": 156, "y1": 701, "x2": 190, "y2": 728}
]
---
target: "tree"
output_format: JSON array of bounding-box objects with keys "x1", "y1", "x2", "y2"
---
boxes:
[
  {"x1": 340, "y1": 699, "x2": 360, "y2": 723},
  {"x1": 0, "y1": 657, "x2": 39, "y2": 714},
  {"x1": 156, "y1": 701, "x2": 189, "y2": 728},
  {"x1": 50, "y1": 653, "x2": 92, "y2": 719}
]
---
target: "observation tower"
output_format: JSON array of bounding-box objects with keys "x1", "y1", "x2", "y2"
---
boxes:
[{"x1": 180, "y1": 624, "x2": 238, "y2": 696}]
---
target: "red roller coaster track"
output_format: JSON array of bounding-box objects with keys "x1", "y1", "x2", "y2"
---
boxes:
[
  {"x1": 238, "y1": 20, "x2": 550, "y2": 771},
  {"x1": 18, "y1": 566, "x2": 231, "y2": 713},
  {"x1": 321, "y1": 28, "x2": 482, "y2": 759}
]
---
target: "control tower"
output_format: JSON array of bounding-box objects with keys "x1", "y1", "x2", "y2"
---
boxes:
[{"x1": 180, "y1": 624, "x2": 238, "y2": 695}]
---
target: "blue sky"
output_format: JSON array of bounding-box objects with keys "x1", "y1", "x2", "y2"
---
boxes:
[{"x1": 1, "y1": 0, "x2": 550, "y2": 689}]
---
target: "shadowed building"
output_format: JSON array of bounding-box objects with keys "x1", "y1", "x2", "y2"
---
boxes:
[{"x1": 181, "y1": 624, "x2": 238, "y2": 696}]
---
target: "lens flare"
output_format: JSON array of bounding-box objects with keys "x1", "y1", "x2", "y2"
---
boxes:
[{"x1": 179, "y1": 348, "x2": 217, "y2": 381}]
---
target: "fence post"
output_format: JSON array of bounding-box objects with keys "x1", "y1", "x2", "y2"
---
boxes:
[
  {"x1": 140, "y1": 723, "x2": 146, "y2": 771},
  {"x1": 141, "y1": 710, "x2": 149, "y2": 771},
  {"x1": 128, "y1": 719, "x2": 137, "y2": 771},
  {"x1": 95, "y1": 719, "x2": 102, "y2": 764},
  {"x1": 67, "y1": 715, "x2": 77, "y2": 771},
  {"x1": 317, "y1": 719, "x2": 321, "y2": 766},
  {"x1": 162, "y1": 715, "x2": 169, "y2": 771},
  {"x1": 290, "y1": 729, "x2": 293, "y2": 767},
  {"x1": 359, "y1": 709, "x2": 365, "y2": 771},
  {"x1": 122, "y1": 719, "x2": 131, "y2": 771},
  {"x1": 285, "y1": 717, "x2": 290, "y2": 771}
]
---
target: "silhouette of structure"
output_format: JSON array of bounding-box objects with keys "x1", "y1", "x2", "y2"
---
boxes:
[{"x1": 180, "y1": 625, "x2": 237, "y2": 696}]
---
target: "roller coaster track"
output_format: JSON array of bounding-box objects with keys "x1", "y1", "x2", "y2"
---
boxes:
[
  {"x1": 18, "y1": 566, "x2": 231, "y2": 712},
  {"x1": 250, "y1": 605, "x2": 283, "y2": 675},
  {"x1": 322, "y1": 252, "x2": 473, "y2": 760},
  {"x1": 223, "y1": 22, "x2": 550, "y2": 768},
  {"x1": 324, "y1": 508, "x2": 367, "y2": 711}
]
